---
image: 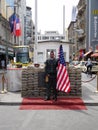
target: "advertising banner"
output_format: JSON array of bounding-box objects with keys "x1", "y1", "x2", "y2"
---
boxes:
[{"x1": 90, "y1": 0, "x2": 98, "y2": 49}]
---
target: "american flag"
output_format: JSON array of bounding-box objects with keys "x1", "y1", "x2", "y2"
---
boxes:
[
  {"x1": 9, "y1": 13, "x2": 16, "y2": 34},
  {"x1": 56, "y1": 45, "x2": 71, "y2": 93}
]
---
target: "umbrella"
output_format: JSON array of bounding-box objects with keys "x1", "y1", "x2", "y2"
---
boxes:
[
  {"x1": 91, "y1": 53, "x2": 98, "y2": 57},
  {"x1": 84, "y1": 51, "x2": 93, "y2": 57}
]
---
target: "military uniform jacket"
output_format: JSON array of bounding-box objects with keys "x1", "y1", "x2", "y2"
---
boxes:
[{"x1": 45, "y1": 58, "x2": 58, "y2": 75}]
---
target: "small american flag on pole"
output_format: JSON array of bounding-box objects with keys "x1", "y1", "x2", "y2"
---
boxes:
[{"x1": 56, "y1": 45, "x2": 71, "y2": 93}]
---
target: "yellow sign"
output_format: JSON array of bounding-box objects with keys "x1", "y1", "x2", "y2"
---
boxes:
[{"x1": 92, "y1": 10, "x2": 98, "y2": 15}]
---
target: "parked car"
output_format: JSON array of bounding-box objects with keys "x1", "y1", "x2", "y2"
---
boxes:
[
  {"x1": 69, "y1": 60, "x2": 80, "y2": 67},
  {"x1": 74, "y1": 61, "x2": 87, "y2": 72},
  {"x1": 91, "y1": 61, "x2": 98, "y2": 74}
]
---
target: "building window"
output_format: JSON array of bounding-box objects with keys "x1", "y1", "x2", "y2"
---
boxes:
[
  {"x1": 37, "y1": 52, "x2": 43, "y2": 63},
  {"x1": 46, "y1": 49, "x2": 56, "y2": 59}
]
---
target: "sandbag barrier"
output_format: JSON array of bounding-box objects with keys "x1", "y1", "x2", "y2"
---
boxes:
[{"x1": 21, "y1": 66, "x2": 82, "y2": 98}]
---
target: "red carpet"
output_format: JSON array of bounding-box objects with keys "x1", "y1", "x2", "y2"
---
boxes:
[{"x1": 19, "y1": 97, "x2": 87, "y2": 110}]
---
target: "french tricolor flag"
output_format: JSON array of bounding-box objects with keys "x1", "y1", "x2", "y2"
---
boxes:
[
  {"x1": 9, "y1": 14, "x2": 21, "y2": 37},
  {"x1": 15, "y1": 18, "x2": 21, "y2": 36}
]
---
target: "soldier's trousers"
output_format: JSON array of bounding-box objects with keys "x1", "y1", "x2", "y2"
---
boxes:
[{"x1": 45, "y1": 75, "x2": 57, "y2": 99}]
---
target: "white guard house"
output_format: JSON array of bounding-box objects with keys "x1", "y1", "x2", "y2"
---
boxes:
[{"x1": 35, "y1": 40, "x2": 70, "y2": 64}]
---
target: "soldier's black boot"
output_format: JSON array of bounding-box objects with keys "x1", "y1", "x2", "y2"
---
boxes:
[
  {"x1": 44, "y1": 96, "x2": 50, "y2": 101},
  {"x1": 52, "y1": 96, "x2": 57, "y2": 101}
]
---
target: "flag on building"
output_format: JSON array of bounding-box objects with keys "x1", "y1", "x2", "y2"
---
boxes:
[
  {"x1": 56, "y1": 45, "x2": 71, "y2": 93},
  {"x1": 9, "y1": 13, "x2": 16, "y2": 34},
  {"x1": 15, "y1": 17, "x2": 21, "y2": 36},
  {"x1": 9, "y1": 13, "x2": 21, "y2": 37}
]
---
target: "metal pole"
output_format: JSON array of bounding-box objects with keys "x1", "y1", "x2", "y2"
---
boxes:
[
  {"x1": 89, "y1": 0, "x2": 91, "y2": 48},
  {"x1": 63, "y1": 5, "x2": 65, "y2": 35},
  {"x1": 6, "y1": 6, "x2": 8, "y2": 69},
  {"x1": 94, "y1": 71, "x2": 98, "y2": 93},
  {"x1": 1, "y1": 73, "x2": 5, "y2": 93},
  {"x1": 95, "y1": 72, "x2": 98, "y2": 92},
  {"x1": 34, "y1": 0, "x2": 38, "y2": 63}
]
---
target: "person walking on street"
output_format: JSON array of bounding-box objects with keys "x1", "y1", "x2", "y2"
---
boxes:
[
  {"x1": 1, "y1": 59, "x2": 5, "y2": 69},
  {"x1": 44, "y1": 51, "x2": 58, "y2": 101},
  {"x1": 85, "y1": 58, "x2": 92, "y2": 78}
]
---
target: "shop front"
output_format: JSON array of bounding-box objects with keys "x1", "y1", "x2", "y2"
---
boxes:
[{"x1": 0, "y1": 45, "x2": 14, "y2": 69}]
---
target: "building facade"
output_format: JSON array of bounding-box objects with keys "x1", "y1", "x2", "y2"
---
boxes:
[
  {"x1": 76, "y1": 0, "x2": 86, "y2": 59},
  {"x1": 24, "y1": 6, "x2": 33, "y2": 45},
  {"x1": 37, "y1": 31, "x2": 65, "y2": 42},
  {"x1": 86, "y1": 0, "x2": 98, "y2": 51},
  {"x1": 68, "y1": 0, "x2": 86, "y2": 60},
  {"x1": 0, "y1": 0, "x2": 27, "y2": 68},
  {"x1": 0, "y1": 0, "x2": 14, "y2": 67}
]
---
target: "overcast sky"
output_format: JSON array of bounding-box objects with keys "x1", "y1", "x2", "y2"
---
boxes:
[{"x1": 26, "y1": 0, "x2": 79, "y2": 34}]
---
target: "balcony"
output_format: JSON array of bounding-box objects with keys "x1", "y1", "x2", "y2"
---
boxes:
[
  {"x1": 78, "y1": 45, "x2": 85, "y2": 51},
  {"x1": 78, "y1": 4, "x2": 86, "y2": 16},
  {"x1": 78, "y1": 4, "x2": 86, "y2": 11},
  {"x1": 77, "y1": 34, "x2": 85, "y2": 42},
  {"x1": 78, "y1": 33, "x2": 85, "y2": 38}
]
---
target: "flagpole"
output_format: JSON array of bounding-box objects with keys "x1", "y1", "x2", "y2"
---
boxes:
[
  {"x1": 63, "y1": 5, "x2": 65, "y2": 35},
  {"x1": 34, "y1": 0, "x2": 38, "y2": 63},
  {"x1": 5, "y1": 6, "x2": 9, "y2": 68}
]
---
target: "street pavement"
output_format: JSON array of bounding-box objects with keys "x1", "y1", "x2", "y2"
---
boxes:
[
  {"x1": 82, "y1": 73, "x2": 98, "y2": 104},
  {"x1": 0, "y1": 73, "x2": 98, "y2": 104},
  {"x1": 0, "y1": 73, "x2": 98, "y2": 130}
]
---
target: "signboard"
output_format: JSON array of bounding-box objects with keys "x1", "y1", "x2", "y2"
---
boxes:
[
  {"x1": 91, "y1": 10, "x2": 98, "y2": 42},
  {"x1": 0, "y1": 45, "x2": 6, "y2": 53},
  {"x1": 88, "y1": 0, "x2": 98, "y2": 50},
  {"x1": 15, "y1": 47, "x2": 29, "y2": 53}
]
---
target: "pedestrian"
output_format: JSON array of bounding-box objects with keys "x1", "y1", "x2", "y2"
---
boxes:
[
  {"x1": 1, "y1": 59, "x2": 5, "y2": 69},
  {"x1": 85, "y1": 58, "x2": 92, "y2": 78},
  {"x1": 44, "y1": 51, "x2": 58, "y2": 101}
]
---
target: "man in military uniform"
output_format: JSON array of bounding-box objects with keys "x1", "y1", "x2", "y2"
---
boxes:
[{"x1": 45, "y1": 51, "x2": 58, "y2": 101}]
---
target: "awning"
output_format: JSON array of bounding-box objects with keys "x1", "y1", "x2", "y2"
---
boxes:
[
  {"x1": 91, "y1": 53, "x2": 98, "y2": 57},
  {"x1": 84, "y1": 51, "x2": 93, "y2": 57}
]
